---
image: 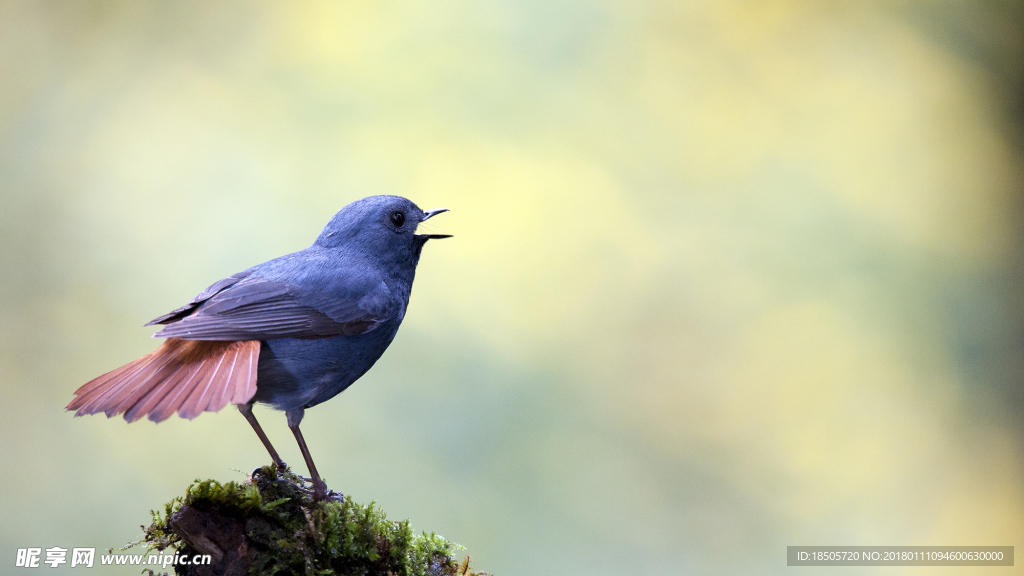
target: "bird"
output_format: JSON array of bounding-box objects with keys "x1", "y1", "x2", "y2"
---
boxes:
[{"x1": 67, "y1": 195, "x2": 450, "y2": 500}]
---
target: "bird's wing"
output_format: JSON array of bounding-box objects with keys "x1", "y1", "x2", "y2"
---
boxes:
[
  {"x1": 149, "y1": 267, "x2": 396, "y2": 341},
  {"x1": 146, "y1": 271, "x2": 254, "y2": 326}
]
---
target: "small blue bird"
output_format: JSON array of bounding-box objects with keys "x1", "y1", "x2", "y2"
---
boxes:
[{"x1": 68, "y1": 195, "x2": 450, "y2": 499}]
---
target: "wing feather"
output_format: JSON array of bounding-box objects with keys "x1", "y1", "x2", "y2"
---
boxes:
[{"x1": 152, "y1": 273, "x2": 393, "y2": 341}]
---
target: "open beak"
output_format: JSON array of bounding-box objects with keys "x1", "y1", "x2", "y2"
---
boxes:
[{"x1": 416, "y1": 208, "x2": 452, "y2": 239}]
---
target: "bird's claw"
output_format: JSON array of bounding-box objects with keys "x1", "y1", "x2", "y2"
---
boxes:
[
  {"x1": 291, "y1": 483, "x2": 342, "y2": 502},
  {"x1": 317, "y1": 487, "x2": 344, "y2": 502},
  {"x1": 269, "y1": 468, "x2": 340, "y2": 502}
]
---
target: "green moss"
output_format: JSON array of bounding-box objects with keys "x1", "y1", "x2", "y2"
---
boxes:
[{"x1": 143, "y1": 466, "x2": 488, "y2": 576}]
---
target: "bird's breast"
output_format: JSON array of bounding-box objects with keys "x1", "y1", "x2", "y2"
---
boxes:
[{"x1": 251, "y1": 318, "x2": 403, "y2": 412}]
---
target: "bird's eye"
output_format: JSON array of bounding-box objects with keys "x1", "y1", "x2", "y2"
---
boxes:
[{"x1": 390, "y1": 211, "x2": 405, "y2": 228}]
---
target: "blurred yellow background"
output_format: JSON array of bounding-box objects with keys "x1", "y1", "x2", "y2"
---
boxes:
[{"x1": 1, "y1": 1, "x2": 1021, "y2": 574}]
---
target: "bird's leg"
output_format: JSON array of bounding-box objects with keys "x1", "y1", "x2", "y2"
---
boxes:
[
  {"x1": 291, "y1": 425, "x2": 328, "y2": 500},
  {"x1": 286, "y1": 408, "x2": 329, "y2": 501},
  {"x1": 238, "y1": 403, "x2": 286, "y2": 469}
]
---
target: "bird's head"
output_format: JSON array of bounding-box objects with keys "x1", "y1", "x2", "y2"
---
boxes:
[{"x1": 314, "y1": 195, "x2": 451, "y2": 261}]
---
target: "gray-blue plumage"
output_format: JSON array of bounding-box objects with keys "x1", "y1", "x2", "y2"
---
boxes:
[
  {"x1": 255, "y1": 322, "x2": 404, "y2": 412},
  {"x1": 144, "y1": 195, "x2": 449, "y2": 498}
]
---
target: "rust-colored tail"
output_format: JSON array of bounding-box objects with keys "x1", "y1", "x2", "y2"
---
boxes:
[{"x1": 67, "y1": 338, "x2": 261, "y2": 423}]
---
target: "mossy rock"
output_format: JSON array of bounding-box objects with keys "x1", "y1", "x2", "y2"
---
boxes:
[{"x1": 142, "y1": 466, "x2": 488, "y2": 576}]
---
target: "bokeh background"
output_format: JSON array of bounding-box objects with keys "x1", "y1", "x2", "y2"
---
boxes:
[{"x1": 1, "y1": 1, "x2": 1022, "y2": 574}]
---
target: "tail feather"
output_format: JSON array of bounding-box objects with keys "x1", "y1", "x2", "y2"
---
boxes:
[
  {"x1": 80, "y1": 353, "x2": 167, "y2": 417},
  {"x1": 208, "y1": 344, "x2": 249, "y2": 415},
  {"x1": 101, "y1": 352, "x2": 182, "y2": 417},
  {"x1": 68, "y1": 338, "x2": 261, "y2": 423},
  {"x1": 138, "y1": 363, "x2": 207, "y2": 423},
  {"x1": 232, "y1": 343, "x2": 259, "y2": 404},
  {"x1": 201, "y1": 351, "x2": 236, "y2": 417},
  {"x1": 179, "y1": 350, "x2": 229, "y2": 419},
  {"x1": 122, "y1": 362, "x2": 194, "y2": 422}
]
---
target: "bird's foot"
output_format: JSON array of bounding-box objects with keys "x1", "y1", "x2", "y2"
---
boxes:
[
  {"x1": 316, "y1": 486, "x2": 344, "y2": 503},
  {"x1": 290, "y1": 482, "x2": 343, "y2": 502},
  {"x1": 313, "y1": 483, "x2": 328, "y2": 502},
  {"x1": 278, "y1": 470, "x2": 341, "y2": 502}
]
